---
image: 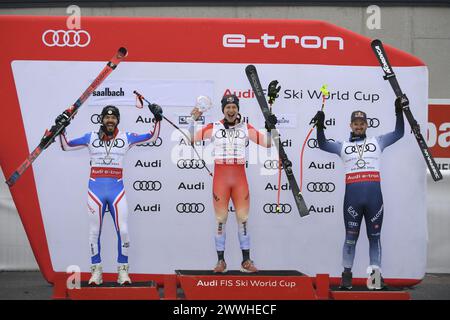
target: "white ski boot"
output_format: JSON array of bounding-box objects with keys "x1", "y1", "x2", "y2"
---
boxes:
[
  {"x1": 117, "y1": 264, "x2": 132, "y2": 285},
  {"x1": 88, "y1": 263, "x2": 103, "y2": 285}
]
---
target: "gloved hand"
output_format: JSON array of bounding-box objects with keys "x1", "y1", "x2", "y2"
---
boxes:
[
  {"x1": 148, "y1": 103, "x2": 163, "y2": 122},
  {"x1": 265, "y1": 113, "x2": 278, "y2": 131},
  {"x1": 55, "y1": 110, "x2": 71, "y2": 126},
  {"x1": 268, "y1": 80, "x2": 281, "y2": 105},
  {"x1": 311, "y1": 110, "x2": 326, "y2": 129},
  {"x1": 395, "y1": 94, "x2": 409, "y2": 115}
]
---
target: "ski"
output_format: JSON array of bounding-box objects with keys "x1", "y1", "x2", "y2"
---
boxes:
[
  {"x1": 6, "y1": 47, "x2": 128, "y2": 187},
  {"x1": 371, "y1": 39, "x2": 442, "y2": 181},
  {"x1": 245, "y1": 65, "x2": 309, "y2": 217}
]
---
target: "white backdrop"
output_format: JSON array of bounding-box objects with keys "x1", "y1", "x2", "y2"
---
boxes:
[{"x1": 10, "y1": 60, "x2": 428, "y2": 280}]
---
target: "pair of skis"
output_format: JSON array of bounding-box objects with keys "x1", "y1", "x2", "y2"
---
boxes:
[
  {"x1": 6, "y1": 47, "x2": 128, "y2": 187},
  {"x1": 246, "y1": 65, "x2": 310, "y2": 217},
  {"x1": 246, "y1": 41, "x2": 442, "y2": 218},
  {"x1": 371, "y1": 39, "x2": 442, "y2": 182}
]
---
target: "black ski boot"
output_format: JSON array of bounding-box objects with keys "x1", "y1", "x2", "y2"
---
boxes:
[{"x1": 339, "y1": 271, "x2": 353, "y2": 290}]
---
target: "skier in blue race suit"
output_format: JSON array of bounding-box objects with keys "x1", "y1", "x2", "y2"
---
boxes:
[
  {"x1": 56, "y1": 104, "x2": 162, "y2": 285},
  {"x1": 312, "y1": 95, "x2": 406, "y2": 290}
]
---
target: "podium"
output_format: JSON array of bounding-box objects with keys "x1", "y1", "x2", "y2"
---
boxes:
[
  {"x1": 176, "y1": 270, "x2": 316, "y2": 300},
  {"x1": 52, "y1": 271, "x2": 411, "y2": 300},
  {"x1": 329, "y1": 285, "x2": 410, "y2": 300},
  {"x1": 175, "y1": 271, "x2": 411, "y2": 300},
  {"x1": 67, "y1": 281, "x2": 160, "y2": 300}
]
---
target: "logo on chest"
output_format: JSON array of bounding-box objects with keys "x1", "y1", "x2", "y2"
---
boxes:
[{"x1": 92, "y1": 138, "x2": 125, "y2": 149}]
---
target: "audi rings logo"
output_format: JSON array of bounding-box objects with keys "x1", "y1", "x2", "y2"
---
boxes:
[
  {"x1": 133, "y1": 181, "x2": 162, "y2": 191},
  {"x1": 264, "y1": 160, "x2": 280, "y2": 170},
  {"x1": 263, "y1": 203, "x2": 292, "y2": 214},
  {"x1": 307, "y1": 138, "x2": 335, "y2": 148},
  {"x1": 92, "y1": 138, "x2": 125, "y2": 148},
  {"x1": 176, "y1": 203, "x2": 205, "y2": 213},
  {"x1": 366, "y1": 118, "x2": 380, "y2": 128},
  {"x1": 177, "y1": 159, "x2": 206, "y2": 169},
  {"x1": 307, "y1": 182, "x2": 336, "y2": 192},
  {"x1": 42, "y1": 29, "x2": 91, "y2": 47},
  {"x1": 215, "y1": 129, "x2": 246, "y2": 139},
  {"x1": 344, "y1": 143, "x2": 376, "y2": 155},
  {"x1": 91, "y1": 114, "x2": 102, "y2": 124},
  {"x1": 136, "y1": 137, "x2": 163, "y2": 147}
]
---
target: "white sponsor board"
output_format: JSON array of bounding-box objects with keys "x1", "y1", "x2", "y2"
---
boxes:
[{"x1": 11, "y1": 60, "x2": 427, "y2": 279}]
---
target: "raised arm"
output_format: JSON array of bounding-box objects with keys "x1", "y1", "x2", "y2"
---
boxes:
[
  {"x1": 189, "y1": 122, "x2": 213, "y2": 143},
  {"x1": 127, "y1": 121, "x2": 161, "y2": 147},
  {"x1": 59, "y1": 132, "x2": 91, "y2": 151},
  {"x1": 317, "y1": 127, "x2": 342, "y2": 156},
  {"x1": 247, "y1": 123, "x2": 272, "y2": 148},
  {"x1": 376, "y1": 98, "x2": 405, "y2": 151},
  {"x1": 313, "y1": 111, "x2": 342, "y2": 156}
]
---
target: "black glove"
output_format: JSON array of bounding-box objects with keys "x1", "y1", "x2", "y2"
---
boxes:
[
  {"x1": 148, "y1": 103, "x2": 163, "y2": 122},
  {"x1": 395, "y1": 94, "x2": 409, "y2": 115},
  {"x1": 311, "y1": 111, "x2": 326, "y2": 129},
  {"x1": 268, "y1": 80, "x2": 281, "y2": 105},
  {"x1": 265, "y1": 113, "x2": 278, "y2": 131},
  {"x1": 55, "y1": 110, "x2": 71, "y2": 126}
]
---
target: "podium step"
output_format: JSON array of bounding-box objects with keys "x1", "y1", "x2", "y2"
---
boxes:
[
  {"x1": 67, "y1": 281, "x2": 160, "y2": 300},
  {"x1": 330, "y1": 285, "x2": 410, "y2": 300},
  {"x1": 176, "y1": 270, "x2": 315, "y2": 300}
]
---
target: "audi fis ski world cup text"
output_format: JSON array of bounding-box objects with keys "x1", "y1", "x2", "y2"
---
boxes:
[{"x1": 227, "y1": 88, "x2": 380, "y2": 103}]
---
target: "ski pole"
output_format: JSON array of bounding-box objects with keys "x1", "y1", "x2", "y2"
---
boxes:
[
  {"x1": 300, "y1": 85, "x2": 330, "y2": 192},
  {"x1": 133, "y1": 90, "x2": 213, "y2": 177}
]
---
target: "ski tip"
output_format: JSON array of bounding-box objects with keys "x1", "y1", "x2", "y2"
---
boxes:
[
  {"x1": 5, "y1": 172, "x2": 19, "y2": 187},
  {"x1": 118, "y1": 47, "x2": 128, "y2": 58},
  {"x1": 371, "y1": 39, "x2": 382, "y2": 47},
  {"x1": 245, "y1": 65, "x2": 256, "y2": 73}
]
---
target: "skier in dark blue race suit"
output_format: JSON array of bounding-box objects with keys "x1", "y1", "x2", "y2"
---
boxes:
[{"x1": 312, "y1": 95, "x2": 406, "y2": 290}]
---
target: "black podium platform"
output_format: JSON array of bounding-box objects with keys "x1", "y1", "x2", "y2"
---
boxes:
[{"x1": 67, "y1": 281, "x2": 160, "y2": 300}]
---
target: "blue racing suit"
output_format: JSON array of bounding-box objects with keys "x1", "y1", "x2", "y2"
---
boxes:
[
  {"x1": 317, "y1": 113, "x2": 404, "y2": 270},
  {"x1": 59, "y1": 123, "x2": 161, "y2": 264}
]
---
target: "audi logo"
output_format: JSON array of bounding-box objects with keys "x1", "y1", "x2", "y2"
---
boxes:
[
  {"x1": 91, "y1": 114, "x2": 102, "y2": 124},
  {"x1": 92, "y1": 138, "x2": 125, "y2": 148},
  {"x1": 136, "y1": 137, "x2": 163, "y2": 147},
  {"x1": 263, "y1": 203, "x2": 292, "y2": 214},
  {"x1": 344, "y1": 143, "x2": 376, "y2": 155},
  {"x1": 42, "y1": 29, "x2": 91, "y2": 48},
  {"x1": 307, "y1": 138, "x2": 335, "y2": 149},
  {"x1": 366, "y1": 118, "x2": 380, "y2": 128},
  {"x1": 133, "y1": 181, "x2": 162, "y2": 191},
  {"x1": 214, "y1": 129, "x2": 246, "y2": 139},
  {"x1": 307, "y1": 182, "x2": 336, "y2": 192},
  {"x1": 177, "y1": 159, "x2": 206, "y2": 169},
  {"x1": 264, "y1": 160, "x2": 280, "y2": 170},
  {"x1": 176, "y1": 203, "x2": 205, "y2": 213}
]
